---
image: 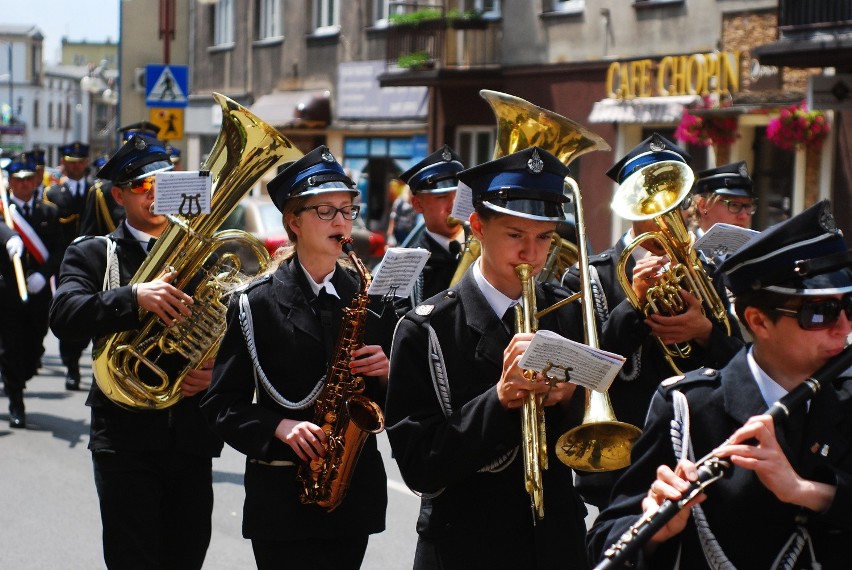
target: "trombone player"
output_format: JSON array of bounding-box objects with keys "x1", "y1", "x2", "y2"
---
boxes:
[
  {"x1": 385, "y1": 147, "x2": 590, "y2": 569},
  {"x1": 562, "y1": 134, "x2": 743, "y2": 508}
]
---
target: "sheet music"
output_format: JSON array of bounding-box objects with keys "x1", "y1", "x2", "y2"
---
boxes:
[
  {"x1": 518, "y1": 329, "x2": 625, "y2": 392},
  {"x1": 693, "y1": 223, "x2": 759, "y2": 258},
  {"x1": 368, "y1": 247, "x2": 430, "y2": 298},
  {"x1": 450, "y1": 181, "x2": 475, "y2": 224},
  {"x1": 154, "y1": 171, "x2": 212, "y2": 216}
]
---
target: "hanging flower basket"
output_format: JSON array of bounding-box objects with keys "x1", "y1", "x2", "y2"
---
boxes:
[
  {"x1": 766, "y1": 101, "x2": 829, "y2": 151},
  {"x1": 674, "y1": 110, "x2": 739, "y2": 148}
]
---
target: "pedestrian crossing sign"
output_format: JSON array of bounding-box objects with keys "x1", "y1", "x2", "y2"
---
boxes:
[
  {"x1": 149, "y1": 108, "x2": 184, "y2": 141},
  {"x1": 145, "y1": 64, "x2": 189, "y2": 108}
]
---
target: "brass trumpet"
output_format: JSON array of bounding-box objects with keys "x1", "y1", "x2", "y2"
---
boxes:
[{"x1": 611, "y1": 160, "x2": 732, "y2": 375}]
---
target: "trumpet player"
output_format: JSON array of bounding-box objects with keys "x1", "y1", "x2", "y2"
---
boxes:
[
  {"x1": 563, "y1": 134, "x2": 743, "y2": 509},
  {"x1": 49, "y1": 136, "x2": 223, "y2": 569},
  {"x1": 386, "y1": 147, "x2": 590, "y2": 569},
  {"x1": 588, "y1": 200, "x2": 852, "y2": 569}
]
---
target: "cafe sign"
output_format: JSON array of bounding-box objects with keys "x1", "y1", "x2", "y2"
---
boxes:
[{"x1": 606, "y1": 51, "x2": 742, "y2": 99}]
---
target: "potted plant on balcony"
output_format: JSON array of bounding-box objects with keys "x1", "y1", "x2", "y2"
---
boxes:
[
  {"x1": 675, "y1": 110, "x2": 739, "y2": 149},
  {"x1": 397, "y1": 50, "x2": 434, "y2": 70}
]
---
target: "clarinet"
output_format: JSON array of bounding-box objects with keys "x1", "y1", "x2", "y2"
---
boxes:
[{"x1": 595, "y1": 344, "x2": 852, "y2": 570}]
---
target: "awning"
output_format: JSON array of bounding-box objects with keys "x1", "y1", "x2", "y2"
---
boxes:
[
  {"x1": 250, "y1": 90, "x2": 331, "y2": 128},
  {"x1": 588, "y1": 95, "x2": 702, "y2": 124}
]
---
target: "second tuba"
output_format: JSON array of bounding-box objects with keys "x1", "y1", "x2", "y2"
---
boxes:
[
  {"x1": 92, "y1": 93, "x2": 303, "y2": 410},
  {"x1": 611, "y1": 159, "x2": 732, "y2": 375}
]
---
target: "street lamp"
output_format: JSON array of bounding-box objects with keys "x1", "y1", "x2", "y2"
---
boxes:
[{"x1": 81, "y1": 60, "x2": 119, "y2": 155}]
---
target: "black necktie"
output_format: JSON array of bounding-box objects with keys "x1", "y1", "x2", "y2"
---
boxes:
[
  {"x1": 449, "y1": 240, "x2": 462, "y2": 258},
  {"x1": 313, "y1": 288, "x2": 337, "y2": 360},
  {"x1": 502, "y1": 305, "x2": 517, "y2": 335},
  {"x1": 147, "y1": 237, "x2": 157, "y2": 252},
  {"x1": 21, "y1": 203, "x2": 31, "y2": 218}
]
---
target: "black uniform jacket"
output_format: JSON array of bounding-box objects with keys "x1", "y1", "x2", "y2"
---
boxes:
[
  {"x1": 49, "y1": 222, "x2": 223, "y2": 457},
  {"x1": 563, "y1": 239, "x2": 743, "y2": 430},
  {"x1": 45, "y1": 179, "x2": 89, "y2": 245},
  {"x1": 200, "y1": 256, "x2": 397, "y2": 541},
  {"x1": 415, "y1": 231, "x2": 459, "y2": 304},
  {"x1": 386, "y1": 271, "x2": 591, "y2": 569},
  {"x1": 80, "y1": 180, "x2": 124, "y2": 236},
  {"x1": 587, "y1": 349, "x2": 852, "y2": 569}
]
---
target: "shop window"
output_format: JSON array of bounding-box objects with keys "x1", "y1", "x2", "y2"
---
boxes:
[{"x1": 752, "y1": 126, "x2": 793, "y2": 230}]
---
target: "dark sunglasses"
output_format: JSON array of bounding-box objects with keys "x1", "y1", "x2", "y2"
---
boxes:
[
  {"x1": 772, "y1": 294, "x2": 852, "y2": 330},
  {"x1": 124, "y1": 177, "x2": 155, "y2": 194}
]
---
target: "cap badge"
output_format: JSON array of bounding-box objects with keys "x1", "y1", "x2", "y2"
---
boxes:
[
  {"x1": 441, "y1": 146, "x2": 452, "y2": 162},
  {"x1": 649, "y1": 140, "x2": 665, "y2": 152},
  {"x1": 527, "y1": 149, "x2": 544, "y2": 174},
  {"x1": 135, "y1": 138, "x2": 147, "y2": 150},
  {"x1": 738, "y1": 163, "x2": 749, "y2": 177},
  {"x1": 321, "y1": 149, "x2": 335, "y2": 163},
  {"x1": 818, "y1": 202, "x2": 838, "y2": 233}
]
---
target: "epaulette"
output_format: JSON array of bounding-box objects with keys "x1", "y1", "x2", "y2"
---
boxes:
[
  {"x1": 660, "y1": 367, "x2": 720, "y2": 393},
  {"x1": 71, "y1": 235, "x2": 108, "y2": 246},
  {"x1": 406, "y1": 288, "x2": 460, "y2": 324}
]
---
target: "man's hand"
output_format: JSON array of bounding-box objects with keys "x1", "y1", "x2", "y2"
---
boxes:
[
  {"x1": 5, "y1": 235, "x2": 23, "y2": 259},
  {"x1": 646, "y1": 289, "x2": 713, "y2": 346},
  {"x1": 26, "y1": 272, "x2": 47, "y2": 294},
  {"x1": 180, "y1": 358, "x2": 214, "y2": 397},
  {"x1": 135, "y1": 271, "x2": 194, "y2": 325}
]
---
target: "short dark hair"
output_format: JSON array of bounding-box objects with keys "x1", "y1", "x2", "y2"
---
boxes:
[{"x1": 733, "y1": 289, "x2": 790, "y2": 333}]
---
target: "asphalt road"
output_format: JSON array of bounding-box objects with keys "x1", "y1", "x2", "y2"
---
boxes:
[{"x1": 0, "y1": 332, "x2": 420, "y2": 569}]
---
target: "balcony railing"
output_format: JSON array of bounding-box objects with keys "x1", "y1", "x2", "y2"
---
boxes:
[
  {"x1": 778, "y1": 0, "x2": 852, "y2": 32},
  {"x1": 385, "y1": 15, "x2": 501, "y2": 72}
]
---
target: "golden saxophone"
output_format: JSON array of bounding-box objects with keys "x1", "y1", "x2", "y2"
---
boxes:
[
  {"x1": 92, "y1": 93, "x2": 303, "y2": 410},
  {"x1": 298, "y1": 237, "x2": 385, "y2": 512}
]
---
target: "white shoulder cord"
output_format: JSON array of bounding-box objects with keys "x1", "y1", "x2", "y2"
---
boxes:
[
  {"x1": 102, "y1": 238, "x2": 120, "y2": 291},
  {"x1": 238, "y1": 293, "x2": 323, "y2": 410}
]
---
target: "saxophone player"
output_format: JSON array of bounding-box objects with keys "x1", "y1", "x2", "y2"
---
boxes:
[
  {"x1": 200, "y1": 146, "x2": 397, "y2": 569},
  {"x1": 385, "y1": 147, "x2": 589, "y2": 569},
  {"x1": 49, "y1": 135, "x2": 224, "y2": 569}
]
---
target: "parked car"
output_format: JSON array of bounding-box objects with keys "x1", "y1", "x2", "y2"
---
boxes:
[{"x1": 219, "y1": 196, "x2": 387, "y2": 272}]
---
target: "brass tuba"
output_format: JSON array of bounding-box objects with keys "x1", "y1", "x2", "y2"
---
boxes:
[
  {"x1": 611, "y1": 160, "x2": 732, "y2": 375},
  {"x1": 92, "y1": 93, "x2": 303, "y2": 410}
]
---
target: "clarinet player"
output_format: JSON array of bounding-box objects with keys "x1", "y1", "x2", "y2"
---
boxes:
[
  {"x1": 201, "y1": 146, "x2": 397, "y2": 569},
  {"x1": 587, "y1": 200, "x2": 852, "y2": 569}
]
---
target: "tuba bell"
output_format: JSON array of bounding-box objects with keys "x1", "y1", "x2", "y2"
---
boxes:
[
  {"x1": 92, "y1": 93, "x2": 304, "y2": 410},
  {"x1": 611, "y1": 159, "x2": 732, "y2": 375}
]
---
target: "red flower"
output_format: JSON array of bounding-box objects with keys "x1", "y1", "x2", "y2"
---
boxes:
[{"x1": 675, "y1": 110, "x2": 739, "y2": 147}]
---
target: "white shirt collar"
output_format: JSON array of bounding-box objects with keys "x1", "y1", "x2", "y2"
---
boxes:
[
  {"x1": 746, "y1": 346, "x2": 796, "y2": 409},
  {"x1": 424, "y1": 228, "x2": 464, "y2": 253},
  {"x1": 123, "y1": 220, "x2": 158, "y2": 250},
  {"x1": 472, "y1": 258, "x2": 521, "y2": 318},
  {"x1": 298, "y1": 260, "x2": 340, "y2": 299},
  {"x1": 9, "y1": 195, "x2": 33, "y2": 211}
]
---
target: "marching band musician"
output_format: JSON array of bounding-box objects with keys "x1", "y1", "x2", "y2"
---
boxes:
[
  {"x1": 562, "y1": 134, "x2": 744, "y2": 509},
  {"x1": 0, "y1": 156, "x2": 63, "y2": 429},
  {"x1": 200, "y1": 146, "x2": 398, "y2": 570},
  {"x1": 690, "y1": 161, "x2": 758, "y2": 240},
  {"x1": 397, "y1": 145, "x2": 466, "y2": 306},
  {"x1": 587, "y1": 200, "x2": 852, "y2": 569},
  {"x1": 45, "y1": 142, "x2": 93, "y2": 390},
  {"x1": 385, "y1": 147, "x2": 590, "y2": 569},
  {"x1": 49, "y1": 136, "x2": 223, "y2": 569}
]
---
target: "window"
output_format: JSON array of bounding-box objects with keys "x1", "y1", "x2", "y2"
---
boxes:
[
  {"x1": 313, "y1": 0, "x2": 340, "y2": 35},
  {"x1": 214, "y1": 0, "x2": 235, "y2": 46},
  {"x1": 32, "y1": 99, "x2": 39, "y2": 128},
  {"x1": 547, "y1": 0, "x2": 585, "y2": 15},
  {"x1": 455, "y1": 127, "x2": 495, "y2": 168},
  {"x1": 48, "y1": 102, "x2": 54, "y2": 129},
  {"x1": 257, "y1": 0, "x2": 282, "y2": 39},
  {"x1": 57, "y1": 102, "x2": 63, "y2": 129},
  {"x1": 374, "y1": 0, "x2": 390, "y2": 27},
  {"x1": 464, "y1": 0, "x2": 500, "y2": 18}
]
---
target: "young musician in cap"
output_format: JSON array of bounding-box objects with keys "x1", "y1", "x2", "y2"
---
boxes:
[
  {"x1": 397, "y1": 145, "x2": 466, "y2": 306},
  {"x1": 587, "y1": 200, "x2": 852, "y2": 569},
  {"x1": 691, "y1": 160, "x2": 757, "y2": 237},
  {"x1": 200, "y1": 146, "x2": 397, "y2": 569},
  {"x1": 562, "y1": 134, "x2": 743, "y2": 508},
  {"x1": 385, "y1": 146, "x2": 589, "y2": 569},
  {"x1": 45, "y1": 141, "x2": 95, "y2": 389},
  {"x1": 24, "y1": 148, "x2": 47, "y2": 200},
  {"x1": 49, "y1": 135, "x2": 223, "y2": 569},
  {"x1": 0, "y1": 156, "x2": 62, "y2": 428}
]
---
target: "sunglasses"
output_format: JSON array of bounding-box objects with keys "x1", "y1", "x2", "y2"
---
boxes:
[
  {"x1": 772, "y1": 294, "x2": 852, "y2": 330},
  {"x1": 125, "y1": 177, "x2": 155, "y2": 194}
]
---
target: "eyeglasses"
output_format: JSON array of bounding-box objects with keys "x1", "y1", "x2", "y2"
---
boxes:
[
  {"x1": 125, "y1": 177, "x2": 155, "y2": 195},
  {"x1": 297, "y1": 204, "x2": 360, "y2": 221},
  {"x1": 772, "y1": 294, "x2": 852, "y2": 330},
  {"x1": 719, "y1": 198, "x2": 757, "y2": 215}
]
